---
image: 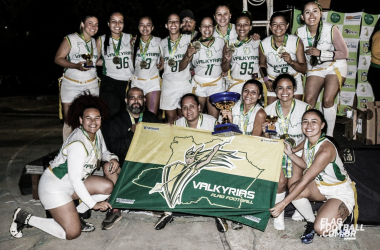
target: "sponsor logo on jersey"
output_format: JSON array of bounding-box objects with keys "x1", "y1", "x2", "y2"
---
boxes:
[
  {"x1": 243, "y1": 47, "x2": 250, "y2": 55},
  {"x1": 206, "y1": 49, "x2": 213, "y2": 58}
]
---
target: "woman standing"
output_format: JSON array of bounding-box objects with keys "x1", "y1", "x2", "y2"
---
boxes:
[
  {"x1": 368, "y1": 18, "x2": 380, "y2": 100},
  {"x1": 259, "y1": 12, "x2": 307, "y2": 105},
  {"x1": 160, "y1": 13, "x2": 192, "y2": 124},
  {"x1": 296, "y1": 1, "x2": 348, "y2": 136},
  {"x1": 222, "y1": 12, "x2": 261, "y2": 94},
  {"x1": 10, "y1": 92, "x2": 119, "y2": 240},
  {"x1": 55, "y1": 15, "x2": 100, "y2": 141},
  {"x1": 180, "y1": 17, "x2": 225, "y2": 119},
  {"x1": 263, "y1": 74, "x2": 310, "y2": 230},
  {"x1": 131, "y1": 17, "x2": 162, "y2": 115},
  {"x1": 270, "y1": 109, "x2": 355, "y2": 244},
  {"x1": 97, "y1": 12, "x2": 134, "y2": 118}
]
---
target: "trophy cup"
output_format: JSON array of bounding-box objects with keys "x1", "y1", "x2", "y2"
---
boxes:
[
  {"x1": 265, "y1": 115, "x2": 278, "y2": 135},
  {"x1": 81, "y1": 53, "x2": 94, "y2": 68},
  {"x1": 280, "y1": 134, "x2": 296, "y2": 148},
  {"x1": 209, "y1": 92, "x2": 242, "y2": 137}
]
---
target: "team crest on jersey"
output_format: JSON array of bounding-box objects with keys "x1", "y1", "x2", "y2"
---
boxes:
[
  {"x1": 243, "y1": 47, "x2": 250, "y2": 55},
  {"x1": 206, "y1": 49, "x2": 213, "y2": 58}
]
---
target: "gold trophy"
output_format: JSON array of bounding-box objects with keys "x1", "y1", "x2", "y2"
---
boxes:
[
  {"x1": 280, "y1": 134, "x2": 296, "y2": 148},
  {"x1": 265, "y1": 115, "x2": 278, "y2": 134},
  {"x1": 81, "y1": 53, "x2": 94, "y2": 68}
]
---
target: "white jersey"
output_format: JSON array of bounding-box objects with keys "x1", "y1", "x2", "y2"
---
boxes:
[
  {"x1": 99, "y1": 33, "x2": 134, "y2": 81},
  {"x1": 264, "y1": 99, "x2": 310, "y2": 146},
  {"x1": 192, "y1": 37, "x2": 224, "y2": 78},
  {"x1": 260, "y1": 34, "x2": 300, "y2": 78},
  {"x1": 161, "y1": 34, "x2": 191, "y2": 86},
  {"x1": 229, "y1": 38, "x2": 260, "y2": 80},
  {"x1": 296, "y1": 23, "x2": 346, "y2": 70},
  {"x1": 175, "y1": 113, "x2": 217, "y2": 131},
  {"x1": 49, "y1": 127, "x2": 118, "y2": 181},
  {"x1": 134, "y1": 36, "x2": 161, "y2": 79},
  {"x1": 304, "y1": 137, "x2": 348, "y2": 184},
  {"x1": 213, "y1": 23, "x2": 238, "y2": 42},
  {"x1": 231, "y1": 100, "x2": 263, "y2": 135},
  {"x1": 64, "y1": 33, "x2": 98, "y2": 80}
]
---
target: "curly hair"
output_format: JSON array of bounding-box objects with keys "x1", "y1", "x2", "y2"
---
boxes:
[{"x1": 67, "y1": 91, "x2": 109, "y2": 129}]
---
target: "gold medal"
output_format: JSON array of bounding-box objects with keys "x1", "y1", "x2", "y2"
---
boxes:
[
  {"x1": 227, "y1": 44, "x2": 236, "y2": 53},
  {"x1": 140, "y1": 60, "x2": 148, "y2": 69},
  {"x1": 193, "y1": 41, "x2": 201, "y2": 51},
  {"x1": 113, "y1": 57, "x2": 120, "y2": 64},
  {"x1": 277, "y1": 45, "x2": 286, "y2": 57},
  {"x1": 168, "y1": 59, "x2": 176, "y2": 67},
  {"x1": 280, "y1": 134, "x2": 296, "y2": 148}
]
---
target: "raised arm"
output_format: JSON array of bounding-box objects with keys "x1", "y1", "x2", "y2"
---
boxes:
[
  {"x1": 282, "y1": 39, "x2": 307, "y2": 74},
  {"x1": 221, "y1": 43, "x2": 232, "y2": 72},
  {"x1": 179, "y1": 44, "x2": 196, "y2": 71}
]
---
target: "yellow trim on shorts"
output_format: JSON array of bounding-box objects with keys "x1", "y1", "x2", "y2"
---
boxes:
[
  {"x1": 135, "y1": 75, "x2": 159, "y2": 81},
  {"x1": 193, "y1": 75, "x2": 222, "y2": 87},
  {"x1": 63, "y1": 75, "x2": 97, "y2": 84}
]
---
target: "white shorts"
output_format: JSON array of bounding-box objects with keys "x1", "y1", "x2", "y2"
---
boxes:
[
  {"x1": 227, "y1": 78, "x2": 248, "y2": 94},
  {"x1": 193, "y1": 75, "x2": 225, "y2": 97},
  {"x1": 160, "y1": 78, "x2": 192, "y2": 110},
  {"x1": 307, "y1": 60, "x2": 348, "y2": 79},
  {"x1": 131, "y1": 75, "x2": 161, "y2": 95},
  {"x1": 266, "y1": 73, "x2": 304, "y2": 97},
  {"x1": 60, "y1": 76, "x2": 99, "y2": 103},
  {"x1": 315, "y1": 179, "x2": 355, "y2": 214},
  {"x1": 38, "y1": 169, "x2": 75, "y2": 210}
]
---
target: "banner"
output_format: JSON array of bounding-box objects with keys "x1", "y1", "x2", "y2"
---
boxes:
[{"x1": 109, "y1": 123, "x2": 284, "y2": 231}]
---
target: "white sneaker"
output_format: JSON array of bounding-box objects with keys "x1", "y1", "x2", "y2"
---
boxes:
[
  {"x1": 274, "y1": 211, "x2": 285, "y2": 230},
  {"x1": 292, "y1": 210, "x2": 305, "y2": 222}
]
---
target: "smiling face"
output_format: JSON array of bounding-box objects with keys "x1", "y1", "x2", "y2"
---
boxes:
[
  {"x1": 108, "y1": 13, "x2": 124, "y2": 36},
  {"x1": 79, "y1": 108, "x2": 101, "y2": 140},
  {"x1": 181, "y1": 16, "x2": 196, "y2": 34},
  {"x1": 199, "y1": 18, "x2": 214, "y2": 39},
  {"x1": 242, "y1": 83, "x2": 261, "y2": 107},
  {"x1": 81, "y1": 17, "x2": 99, "y2": 38},
  {"x1": 276, "y1": 78, "x2": 295, "y2": 102},
  {"x1": 302, "y1": 2, "x2": 322, "y2": 26},
  {"x1": 270, "y1": 16, "x2": 288, "y2": 37},
  {"x1": 214, "y1": 6, "x2": 231, "y2": 28},
  {"x1": 236, "y1": 16, "x2": 252, "y2": 39},
  {"x1": 181, "y1": 96, "x2": 201, "y2": 123},
  {"x1": 302, "y1": 112, "x2": 325, "y2": 138},
  {"x1": 166, "y1": 14, "x2": 181, "y2": 35},
  {"x1": 138, "y1": 17, "x2": 154, "y2": 37}
]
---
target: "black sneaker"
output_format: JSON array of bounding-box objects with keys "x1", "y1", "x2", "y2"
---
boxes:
[
  {"x1": 231, "y1": 221, "x2": 243, "y2": 230},
  {"x1": 10, "y1": 208, "x2": 32, "y2": 238},
  {"x1": 102, "y1": 210, "x2": 122, "y2": 230},
  {"x1": 301, "y1": 222, "x2": 315, "y2": 244},
  {"x1": 80, "y1": 217, "x2": 95, "y2": 232},
  {"x1": 215, "y1": 218, "x2": 228, "y2": 232},
  {"x1": 154, "y1": 212, "x2": 173, "y2": 230}
]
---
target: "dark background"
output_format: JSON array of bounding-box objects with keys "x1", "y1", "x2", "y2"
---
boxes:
[{"x1": 1, "y1": 0, "x2": 379, "y2": 96}]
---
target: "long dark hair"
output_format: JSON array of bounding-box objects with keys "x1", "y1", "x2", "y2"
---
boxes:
[
  {"x1": 133, "y1": 16, "x2": 154, "y2": 68},
  {"x1": 302, "y1": 1, "x2": 323, "y2": 66},
  {"x1": 369, "y1": 18, "x2": 380, "y2": 51},
  {"x1": 103, "y1": 12, "x2": 124, "y2": 55}
]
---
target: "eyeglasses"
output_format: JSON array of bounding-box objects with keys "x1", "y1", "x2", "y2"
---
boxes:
[{"x1": 182, "y1": 19, "x2": 193, "y2": 23}]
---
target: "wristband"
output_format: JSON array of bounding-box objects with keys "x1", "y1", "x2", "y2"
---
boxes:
[{"x1": 263, "y1": 76, "x2": 269, "y2": 82}]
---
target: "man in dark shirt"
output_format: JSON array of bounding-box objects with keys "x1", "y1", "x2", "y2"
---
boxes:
[{"x1": 101, "y1": 87, "x2": 160, "y2": 230}]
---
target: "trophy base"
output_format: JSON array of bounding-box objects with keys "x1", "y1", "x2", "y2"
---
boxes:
[
  {"x1": 212, "y1": 123, "x2": 242, "y2": 137},
  {"x1": 84, "y1": 62, "x2": 95, "y2": 68},
  {"x1": 265, "y1": 129, "x2": 277, "y2": 135}
]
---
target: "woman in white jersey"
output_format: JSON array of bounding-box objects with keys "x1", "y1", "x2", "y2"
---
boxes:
[
  {"x1": 160, "y1": 13, "x2": 192, "y2": 124},
  {"x1": 10, "y1": 92, "x2": 119, "y2": 240},
  {"x1": 97, "y1": 12, "x2": 134, "y2": 118},
  {"x1": 180, "y1": 17, "x2": 225, "y2": 119},
  {"x1": 222, "y1": 12, "x2": 261, "y2": 94},
  {"x1": 131, "y1": 16, "x2": 162, "y2": 115},
  {"x1": 296, "y1": 1, "x2": 348, "y2": 136},
  {"x1": 213, "y1": 4, "x2": 238, "y2": 43},
  {"x1": 259, "y1": 12, "x2": 307, "y2": 105},
  {"x1": 263, "y1": 74, "x2": 310, "y2": 230},
  {"x1": 55, "y1": 15, "x2": 100, "y2": 141},
  {"x1": 270, "y1": 109, "x2": 355, "y2": 244}
]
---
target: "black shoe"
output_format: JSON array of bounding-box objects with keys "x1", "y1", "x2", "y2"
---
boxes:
[
  {"x1": 102, "y1": 210, "x2": 122, "y2": 230},
  {"x1": 154, "y1": 213, "x2": 173, "y2": 230},
  {"x1": 80, "y1": 217, "x2": 95, "y2": 232},
  {"x1": 10, "y1": 208, "x2": 32, "y2": 238},
  {"x1": 301, "y1": 222, "x2": 315, "y2": 244},
  {"x1": 231, "y1": 221, "x2": 243, "y2": 230},
  {"x1": 215, "y1": 218, "x2": 228, "y2": 232}
]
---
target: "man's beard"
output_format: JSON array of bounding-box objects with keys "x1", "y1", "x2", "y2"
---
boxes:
[
  {"x1": 127, "y1": 103, "x2": 145, "y2": 114},
  {"x1": 181, "y1": 27, "x2": 193, "y2": 34}
]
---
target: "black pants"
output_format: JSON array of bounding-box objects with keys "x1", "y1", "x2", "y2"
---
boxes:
[
  {"x1": 368, "y1": 65, "x2": 380, "y2": 100},
  {"x1": 100, "y1": 75, "x2": 130, "y2": 118}
]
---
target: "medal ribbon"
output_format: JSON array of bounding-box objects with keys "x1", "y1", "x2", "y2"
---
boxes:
[
  {"x1": 79, "y1": 33, "x2": 93, "y2": 57},
  {"x1": 239, "y1": 103, "x2": 256, "y2": 135},
  {"x1": 112, "y1": 33, "x2": 123, "y2": 57},
  {"x1": 199, "y1": 36, "x2": 213, "y2": 43},
  {"x1": 185, "y1": 113, "x2": 203, "y2": 129},
  {"x1": 234, "y1": 37, "x2": 251, "y2": 48},
  {"x1": 139, "y1": 35, "x2": 153, "y2": 62},
  {"x1": 216, "y1": 23, "x2": 232, "y2": 41},
  {"x1": 128, "y1": 111, "x2": 144, "y2": 125},
  {"x1": 306, "y1": 134, "x2": 326, "y2": 169},
  {"x1": 168, "y1": 34, "x2": 182, "y2": 60},
  {"x1": 306, "y1": 27, "x2": 315, "y2": 47},
  {"x1": 80, "y1": 126, "x2": 100, "y2": 161}
]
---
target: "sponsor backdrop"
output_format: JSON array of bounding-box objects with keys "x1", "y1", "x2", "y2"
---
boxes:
[
  {"x1": 109, "y1": 123, "x2": 283, "y2": 231},
  {"x1": 292, "y1": 10, "x2": 379, "y2": 115}
]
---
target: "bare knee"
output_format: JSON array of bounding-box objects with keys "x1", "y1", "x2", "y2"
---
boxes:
[
  {"x1": 65, "y1": 228, "x2": 81, "y2": 240},
  {"x1": 102, "y1": 180, "x2": 114, "y2": 195},
  {"x1": 322, "y1": 99, "x2": 334, "y2": 108}
]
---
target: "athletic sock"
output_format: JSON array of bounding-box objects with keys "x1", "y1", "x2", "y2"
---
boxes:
[
  {"x1": 28, "y1": 216, "x2": 66, "y2": 239},
  {"x1": 274, "y1": 192, "x2": 286, "y2": 230},
  {"x1": 323, "y1": 106, "x2": 336, "y2": 137},
  {"x1": 62, "y1": 123, "x2": 71, "y2": 142},
  {"x1": 292, "y1": 198, "x2": 315, "y2": 223},
  {"x1": 76, "y1": 194, "x2": 110, "y2": 214}
]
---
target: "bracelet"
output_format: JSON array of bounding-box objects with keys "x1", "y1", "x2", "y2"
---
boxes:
[{"x1": 263, "y1": 76, "x2": 269, "y2": 82}]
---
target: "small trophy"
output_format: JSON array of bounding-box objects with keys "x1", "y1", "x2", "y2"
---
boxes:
[
  {"x1": 280, "y1": 134, "x2": 296, "y2": 148},
  {"x1": 193, "y1": 41, "x2": 201, "y2": 51},
  {"x1": 265, "y1": 115, "x2": 278, "y2": 134},
  {"x1": 210, "y1": 92, "x2": 242, "y2": 137},
  {"x1": 81, "y1": 53, "x2": 94, "y2": 68}
]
